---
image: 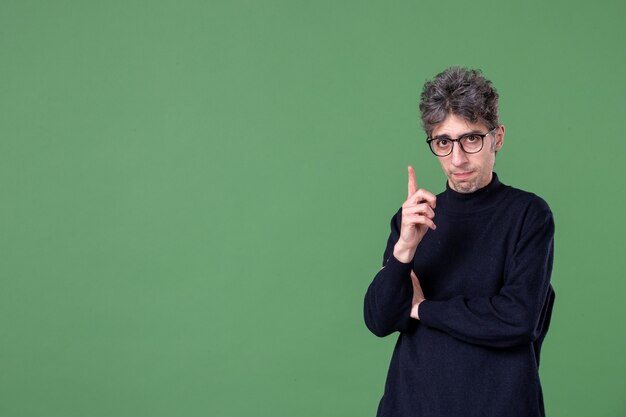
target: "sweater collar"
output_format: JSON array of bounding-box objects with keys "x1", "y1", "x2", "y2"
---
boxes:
[{"x1": 440, "y1": 172, "x2": 506, "y2": 213}]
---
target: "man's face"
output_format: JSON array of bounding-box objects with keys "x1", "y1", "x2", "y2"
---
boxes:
[{"x1": 431, "y1": 113, "x2": 504, "y2": 194}]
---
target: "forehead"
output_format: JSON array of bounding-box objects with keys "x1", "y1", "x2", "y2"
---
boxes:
[{"x1": 431, "y1": 114, "x2": 488, "y2": 138}]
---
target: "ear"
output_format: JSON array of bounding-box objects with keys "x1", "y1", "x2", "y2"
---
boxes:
[{"x1": 494, "y1": 124, "x2": 505, "y2": 151}]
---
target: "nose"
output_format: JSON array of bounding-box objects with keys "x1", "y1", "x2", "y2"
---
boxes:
[{"x1": 450, "y1": 142, "x2": 469, "y2": 166}]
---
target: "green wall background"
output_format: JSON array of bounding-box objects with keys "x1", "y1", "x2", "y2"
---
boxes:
[{"x1": 2, "y1": 1, "x2": 625, "y2": 416}]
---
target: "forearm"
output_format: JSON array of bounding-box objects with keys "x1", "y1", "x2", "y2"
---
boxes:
[
  {"x1": 418, "y1": 285, "x2": 555, "y2": 348},
  {"x1": 393, "y1": 241, "x2": 417, "y2": 264},
  {"x1": 364, "y1": 255, "x2": 415, "y2": 337}
]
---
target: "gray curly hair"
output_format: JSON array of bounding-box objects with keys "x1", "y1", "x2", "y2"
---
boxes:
[{"x1": 419, "y1": 67, "x2": 500, "y2": 137}]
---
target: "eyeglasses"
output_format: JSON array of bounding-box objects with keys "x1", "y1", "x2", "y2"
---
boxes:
[{"x1": 426, "y1": 127, "x2": 498, "y2": 157}]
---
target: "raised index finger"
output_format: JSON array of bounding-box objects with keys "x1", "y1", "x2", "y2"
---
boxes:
[{"x1": 407, "y1": 165, "x2": 418, "y2": 198}]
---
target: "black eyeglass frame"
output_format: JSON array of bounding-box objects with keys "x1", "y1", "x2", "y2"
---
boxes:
[{"x1": 426, "y1": 126, "x2": 498, "y2": 157}]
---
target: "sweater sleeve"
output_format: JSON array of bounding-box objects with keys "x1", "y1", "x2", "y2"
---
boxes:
[
  {"x1": 363, "y1": 210, "x2": 415, "y2": 337},
  {"x1": 419, "y1": 201, "x2": 555, "y2": 348}
]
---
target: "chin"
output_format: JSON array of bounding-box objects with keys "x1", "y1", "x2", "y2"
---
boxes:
[{"x1": 451, "y1": 180, "x2": 480, "y2": 194}]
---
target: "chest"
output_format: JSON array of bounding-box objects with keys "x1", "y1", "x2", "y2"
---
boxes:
[{"x1": 412, "y1": 212, "x2": 521, "y2": 299}]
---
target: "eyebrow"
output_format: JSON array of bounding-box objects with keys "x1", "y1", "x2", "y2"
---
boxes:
[{"x1": 432, "y1": 130, "x2": 484, "y2": 140}]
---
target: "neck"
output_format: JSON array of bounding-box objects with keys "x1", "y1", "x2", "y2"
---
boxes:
[{"x1": 441, "y1": 172, "x2": 506, "y2": 214}]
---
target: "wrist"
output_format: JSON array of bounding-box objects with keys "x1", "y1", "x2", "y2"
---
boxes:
[
  {"x1": 393, "y1": 242, "x2": 416, "y2": 263},
  {"x1": 410, "y1": 299, "x2": 424, "y2": 320}
]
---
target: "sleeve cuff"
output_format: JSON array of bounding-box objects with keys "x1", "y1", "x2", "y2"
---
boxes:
[
  {"x1": 385, "y1": 253, "x2": 414, "y2": 270},
  {"x1": 418, "y1": 300, "x2": 440, "y2": 326}
]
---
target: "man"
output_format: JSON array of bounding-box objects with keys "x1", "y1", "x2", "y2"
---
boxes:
[{"x1": 364, "y1": 67, "x2": 555, "y2": 417}]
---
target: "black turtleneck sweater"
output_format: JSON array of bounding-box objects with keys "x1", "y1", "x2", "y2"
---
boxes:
[{"x1": 364, "y1": 173, "x2": 555, "y2": 417}]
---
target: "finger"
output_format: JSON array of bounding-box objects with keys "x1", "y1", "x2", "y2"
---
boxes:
[
  {"x1": 410, "y1": 272, "x2": 418, "y2": 292},
  {"x1": 407, "y1": 165, "x2": 418, "y2": 198},
  {"x1": 410, "y1": 271, "x2": 424, "y2": 294},
  {"x1": 402, "y1": 214, "x2": 437, "y2": 230},
  {"x1": 403, "y1": 203, "x2": 435, "y2": 219},
  {"x1": 408, "y1": 188, "x2": 437, "y2": 209},
  {"x1": 411, "y1": 272, "x2": 419, "y2": 288},
  {"x1": 402, "y1": 201, "x2": 435, "y2": 217},
  {"x1": 403, "y1": 213, "x2": 436, "y2": 230}
]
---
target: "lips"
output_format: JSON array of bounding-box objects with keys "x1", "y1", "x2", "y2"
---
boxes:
[{"x1": 453, "y1": 171, "x2": 473, "y2": 179}]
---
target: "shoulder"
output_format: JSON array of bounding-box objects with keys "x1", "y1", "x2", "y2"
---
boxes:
[
  {"x1": 503, "y1": 184, "x2": 552, "y2": 216},
  {"x1": 502, "y1": 185, "x2": 554, "y2": 235}
]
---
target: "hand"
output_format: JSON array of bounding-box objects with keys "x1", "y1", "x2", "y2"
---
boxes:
[
  {"x1": 393, "y1": 165, "x2": 437, "y2": 262},
  {"x1": 410, "y1": 270, "x2": 425, "y2": 320}
]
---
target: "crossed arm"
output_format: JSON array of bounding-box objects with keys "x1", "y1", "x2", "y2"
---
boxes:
[{"x1": 364, "y1": 167, "x2": 555, "y2": 348}]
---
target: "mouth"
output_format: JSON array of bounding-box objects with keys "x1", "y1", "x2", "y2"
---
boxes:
[{"x1": 452, "y1": 171, "x2": 473, "y2": 180}]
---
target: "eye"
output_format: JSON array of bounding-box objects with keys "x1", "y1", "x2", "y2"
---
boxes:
[
  {"x1": 463, "y1": 134, "x2": 480, "y2": 143},
  {"x1": 435, "y1": 139, "x2": 450, "y2": 148}
]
